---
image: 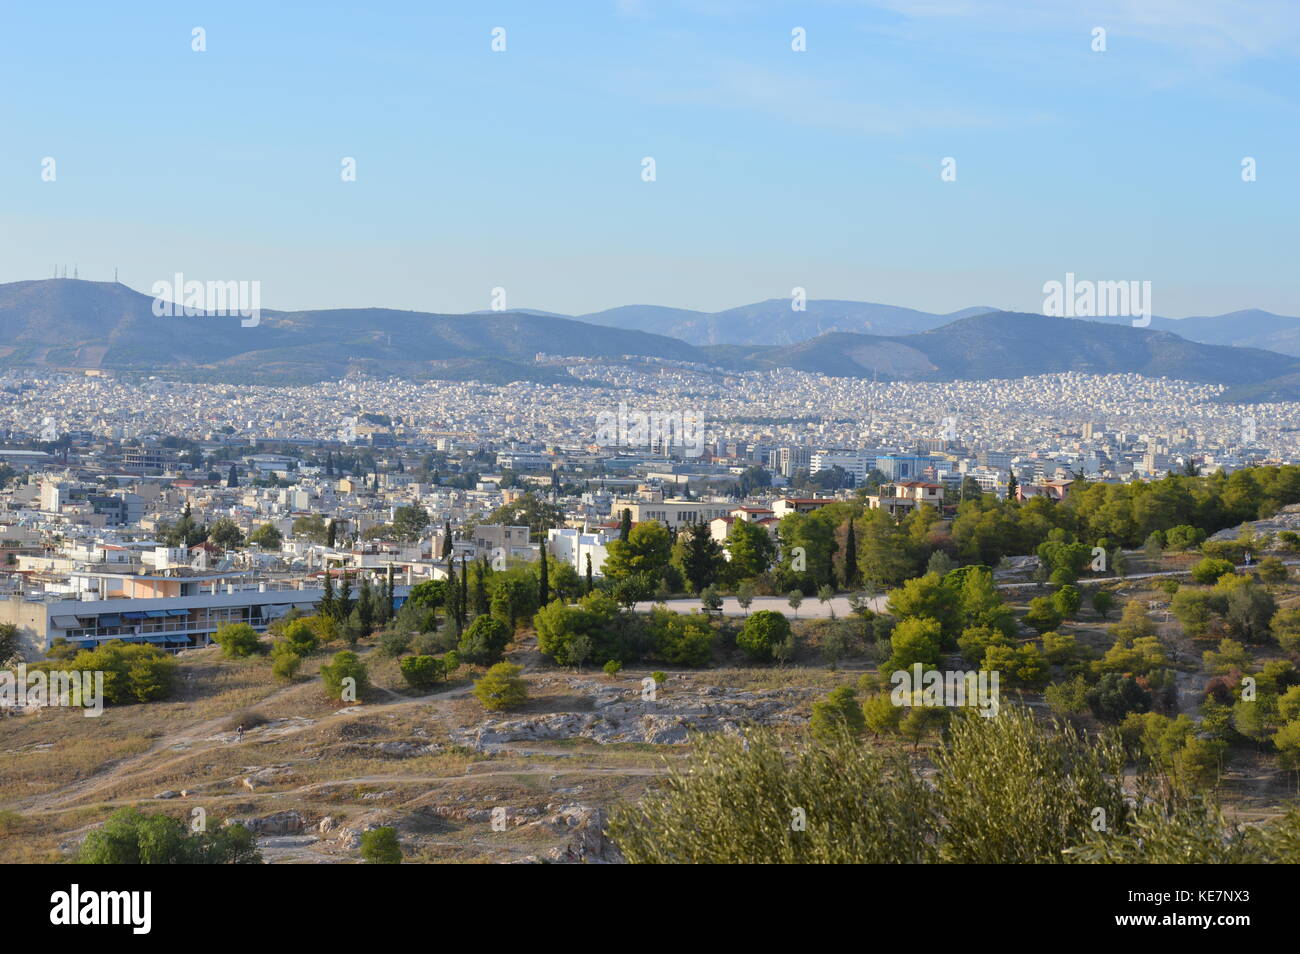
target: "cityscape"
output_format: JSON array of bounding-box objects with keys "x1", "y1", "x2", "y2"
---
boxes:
[{"x1": 2, "y1": 0, "x2": 1297, "y2": 927}]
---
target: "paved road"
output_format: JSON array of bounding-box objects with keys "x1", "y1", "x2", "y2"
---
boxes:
[
  {"x1": 634, "y1": 559, "x2": 1293, "y2": 620},
  {"x1": 633, "y1": 594, "x2": 888, "y2": 619}
]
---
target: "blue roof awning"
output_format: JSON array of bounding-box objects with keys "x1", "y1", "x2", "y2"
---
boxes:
[
  {"x1": 98, "y1": 614, "x2": 121, "y2": 627},
  {"x1": 167, "y1": 609, "x2": 190, "y2": 618},
  {"x1": 121, "y1": 611, "x2": 147, "y2": 621}
]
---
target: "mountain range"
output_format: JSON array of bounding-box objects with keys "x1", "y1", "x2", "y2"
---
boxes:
[{"x1": 2, "y1": 278, "x2": 1299, "y2": 401}]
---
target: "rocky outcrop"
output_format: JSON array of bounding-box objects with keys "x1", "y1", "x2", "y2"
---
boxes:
[{"x1": 450, "y1": 683, "x2": 810, "y2": 751}]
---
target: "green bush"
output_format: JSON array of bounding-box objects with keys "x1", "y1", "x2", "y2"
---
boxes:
[
  {"x1": 1191, "y1": 557, "x2": 1236, "y2": 585},
  {"x1": 457, "y1": 615, "x2": 511, "y2": 665},
  {"x1": 360, "y1": 826, "x2": 402, "y2": 864},
  {"x1": 737, "y1": 610, "x2": 791, "y2": 662},
  {"x1": 78, "y1": 807, "x2": 260, "y2": 864},
  {"x1": 472, "y1": 662, "x2": 528, "y2": 711},
  {"x1": 320, "y1": 651, "x2": 369, "y2": 701},
  {"x1": 213, "y1": 622, "x2": 262, "y2": 658}
]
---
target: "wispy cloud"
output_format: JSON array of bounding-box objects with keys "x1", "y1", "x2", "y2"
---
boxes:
[
  {"x1": 856, "y1": 0, "x2": 1300, "y2": 61},
  {"x1": 640, "y1": 59, "x2": 1050, "y2": 135}
]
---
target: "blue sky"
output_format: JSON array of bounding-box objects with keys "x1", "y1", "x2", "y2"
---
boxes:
[{"x1": 2, "y1": 1, "x2": 1297, "y2": 317}]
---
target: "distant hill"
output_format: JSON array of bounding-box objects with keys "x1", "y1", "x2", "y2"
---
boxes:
[
  {"x1": 718, "y1": 312, "x2": 1300, "y2": 400},
  {"x1": 1088, "y1": 309, "x2": 1300, "y2": 356},
  {"x1": 579, "y1": 298, "x2": 993, "y2": 345},
  {"x1": 4, "y1": 280, "x2": 1300, "y2": 400},
  {"x1": 0, "y1": 279, "x2": 707, "y2": 384}
]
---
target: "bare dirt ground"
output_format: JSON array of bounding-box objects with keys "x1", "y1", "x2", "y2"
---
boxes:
[{"x1": 0, "y1": 634, "x2": 828, "y2": 864}]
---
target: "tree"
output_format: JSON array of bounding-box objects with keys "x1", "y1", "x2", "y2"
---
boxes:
[
  {"x1": 725, "y1": 519, "x2": 776, "y2": 583},
  {"x1": 809, "y1": 685, "x2": 865, "y2": 740},
  {"x1": 1225, "y1": 583, "x2": 1276, "y2": 643},
  {"x1": 603, "y1": 522, "x2": 672, "y2": 583},
  {"x1": 1091, "y1": 589, "x2": 1116, "y2": 619},
  {"x1": 1274, "y1": 605, "x2": 1300, "y2": 656},
  {"x1": 1052, "y1": 584, "x2": 1082, "y2": 620},
  {"x1": 213, "y1": 622, "x2": 261, "y2": 658},
  {"x1": 78, "y1": 807, "x2": 260, "y2": 864},
  {"x1": 320, "y1": 651, "x2": 368, "y2": 701},
  {"x1": 537, "y1": 549, "x2": 550, "y2": 606},
  {"x1": 585, "y1": 553, "x2": 594, "y2": 595},
  {"x1": 1192, "y1": 557, "x2": 1236, "y2": 585},
  {"x1": 391, "y1": 504, "x2": 431, "y2": 542},
  {"x1": 619, "y1": 508, "x2": 632, "y2": 542},
  {"x1": 0, "y1": 622, "x2": 20, "y2": 663},
  {"x1": 786, "y1": 590, "x2": 803, "y2": 618},
  {"x1": 472, "y1": 662, "x2": 528, "y2": 710},
  {"x1": 1023, "y1": 597, "x2": 1063, "y2": 634},
  {"x1": 736, "y1": 581, "x2": 755, "y2": 615},
  {"x1": 882, "y1": 616, "x2": 943, "y2": 673},
  {"x1": 248, "y1": 523, "x2": 283, "y2": 550},
  {"x1": 208, "y1": 518, "x2": 244, "y2": 550},
  {"x1": 737, "y1": 610, "x2": 791, "y2": 662},
  {"x1": 357, "y1": 577, "x2": 375, "y2": 635},
  {"x1": 646, "y1": 608, "x2": 714, "y2": 666},
  {"x1": 360, "y1": 827, "x2": 402, "y2": 864},
  {"x1": 674, "y1": 522, "x2": 725, "y2": 594},
  {"x1": 842, "y1": 519, "x2": 859, "y2": 588},
  {"x1": 888, "y1": 573, "x2": 960, "y2": 641},
  {"x1": 458, "y1": 615, "x2": 512, "y2": 665}
]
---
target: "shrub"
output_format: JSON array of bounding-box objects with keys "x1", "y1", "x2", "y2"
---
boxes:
[
  {"x1": 271, "y1": 651, "x2": 301, "y2": 682},
  {"x1": 472, "y1": 662, "x2": 528, "y2": 711},
  {"x1": 603, "y1": 659, "x2": 623, "y2": 676},
  {"x1": 213, "y1": 623, "x2": 262, "y2": 658},
  {"x1": 737, "y1": 610, "x2": 791, "y2": 662},
  {"x1": 78, "y1": 807, "x2": 260, "y2": 864},
  {"x1": 457, "y1": 615, "x2": 512, "y2": 665},
  {"x1": 280, "y1": 618, "x2": 319, "y2": 655},
  {"x1": 882, "y1": 616, "x2": 942, "y2": 673},
  {"x1": 378, "y1": 630, "x2": 412, "y2": 658},
  {"x1": 809, "y1": 685, "x2": 865, "y2": 740},
  {"x1": 1191, "y1": 557, "x2": 1236, "y2": 585},
  {"x1": 647, "y1": 608, "x2": 714, "y2": 666},
  {"x1": 320, "y1": 651, "x2": 368, "y2": 701},
  {"x1": 360, "y1": 826, "x2": 402, "y2": 864}
]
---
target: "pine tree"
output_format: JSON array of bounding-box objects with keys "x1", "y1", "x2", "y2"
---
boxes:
[{"x1": 680, "y1": 521, "x2": 724, "y2": 594}]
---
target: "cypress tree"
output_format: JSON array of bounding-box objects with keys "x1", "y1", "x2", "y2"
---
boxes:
[
  {"x1": 585, "y1": 553, "x2": 594, "y2": 595},
  {"x1": 619, "y1": 508, "x2": 632, "y2": 542},
  {"x1": 473, "y1": 557, "x2": 490, "y2": 616},
  {"x1": 460, "y1": 554, "x2": 469, "y2": 623},
  {"x1": 538, "y1": 549, "x2": 550, "y2": 606},
  {"x1": 320, "y1": 568, "x2": 336, "y2": 620},
  {"x1": 843, "y1": 519, "x2": 858, "y2": 588}
]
